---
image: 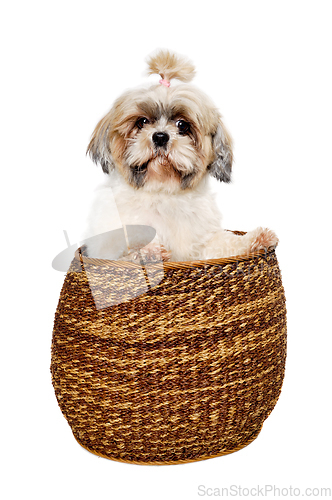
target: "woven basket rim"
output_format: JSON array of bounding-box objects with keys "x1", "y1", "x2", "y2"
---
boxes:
[{"x1": 74, "y1": 230, "x2": 277, "y2": 270}]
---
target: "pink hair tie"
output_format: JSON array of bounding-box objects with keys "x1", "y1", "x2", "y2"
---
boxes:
[{"x1": 159, "y1": 78, "x2": 170, "y2": 87}]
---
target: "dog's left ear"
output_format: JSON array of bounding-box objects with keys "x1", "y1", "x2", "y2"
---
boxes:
[
  {"x1": 86, "y1": 116, "x2": 115, "y2": 174},
  {"x1": 207, "y1": 121, "x2": 233, "y2": 183}
]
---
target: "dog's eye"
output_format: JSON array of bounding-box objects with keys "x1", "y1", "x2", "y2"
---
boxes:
[
  {"x1": 136, "y1": 117, "x2": 150, "y2": 129},
  {"x1": 176, "y1": 120, "x2": 190, "y2": 135}
]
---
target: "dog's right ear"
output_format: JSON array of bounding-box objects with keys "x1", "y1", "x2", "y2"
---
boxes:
[
  {"x1": 86, "y1": 116, "x2": 115, "y2": 174},
  {"x1": 208, "y1": 121, "x2": 233, "y2": 183}
]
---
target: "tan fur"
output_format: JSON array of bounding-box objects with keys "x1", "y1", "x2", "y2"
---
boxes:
[
  {"x1": 146, "y1": 49, "x2": 196, "y2": 83},
  {"x1": 87, "y1": 82, "x2": 228, "y2": 191},
  {"x1": 250, "y1": 228, "x2": 279, "y2": 252}
]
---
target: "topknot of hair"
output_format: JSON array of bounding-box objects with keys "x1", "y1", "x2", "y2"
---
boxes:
[{"x1": 146, "y1": 49, "x2": 196, "y2": 83}]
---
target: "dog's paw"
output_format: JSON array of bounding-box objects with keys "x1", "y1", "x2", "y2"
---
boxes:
[
  {"x1": 141, "y1": 243, "x2": 171, "y2": 262},
  {"x1": 249, "y1": 227, "x2": 279, "y2": 252},
  {"x1": 122, "y1": 243, "x2": 171, "y2": 263}
]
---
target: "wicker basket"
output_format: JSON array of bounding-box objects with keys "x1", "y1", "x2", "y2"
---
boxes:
[{"x1": 51, "y1": 235, "x2": 287, "y2": 465}]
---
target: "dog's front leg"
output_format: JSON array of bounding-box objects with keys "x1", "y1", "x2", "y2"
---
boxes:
[
  {"x1": 121, "y1": 239, "x2": 171, "y2": 263},
  {"x1": 203, "y1": 227, "x2": 279, "y2": 259}
]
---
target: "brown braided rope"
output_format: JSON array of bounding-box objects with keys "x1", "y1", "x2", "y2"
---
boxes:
[
  {"x1": 73, "y1": 423, "x2": 263, "y2": 465},
  {"x1": 51, "y1": 235, "x2": 287, "y2": 465}
]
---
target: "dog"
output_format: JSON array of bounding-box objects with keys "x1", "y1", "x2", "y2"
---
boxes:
[{"x1": 84, "y1": 50, "x2": 278, "y2": 262}]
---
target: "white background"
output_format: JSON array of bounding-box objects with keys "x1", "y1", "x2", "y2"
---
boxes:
[{"x1": 1, "y1": 1, "x2": 332, "y2": 499}]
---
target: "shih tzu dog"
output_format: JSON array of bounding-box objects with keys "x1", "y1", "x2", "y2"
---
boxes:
[{"x1": 84, "y1": 50, "x2": 278, "y2": 262}]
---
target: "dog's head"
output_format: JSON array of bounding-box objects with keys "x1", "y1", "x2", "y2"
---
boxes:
[{"x1": 87, "y1": 50, "x2": 233, "y2": 192}]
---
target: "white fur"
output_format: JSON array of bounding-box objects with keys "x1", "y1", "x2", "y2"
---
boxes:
[{"x1": 84, "y1": 170, "x2": 277, "y2": 262}]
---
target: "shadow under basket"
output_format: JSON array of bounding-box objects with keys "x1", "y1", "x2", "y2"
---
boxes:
[{"x1": 51, "y1": 236, "x2": 287, "y2": 465}]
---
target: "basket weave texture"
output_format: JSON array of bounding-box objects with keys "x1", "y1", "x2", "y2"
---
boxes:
[{"x1": 51, "y1": 242, "x2": 287, "y2": 465}]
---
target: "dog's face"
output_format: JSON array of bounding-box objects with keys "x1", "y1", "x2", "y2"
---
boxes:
[{"x1": 88, "y1": 84, "x2": 233, "y2": 192}]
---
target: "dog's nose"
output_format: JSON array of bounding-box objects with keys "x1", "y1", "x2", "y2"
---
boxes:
[{"x1": 152, "y1": 132, "x2": 169, "y2": 147}]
